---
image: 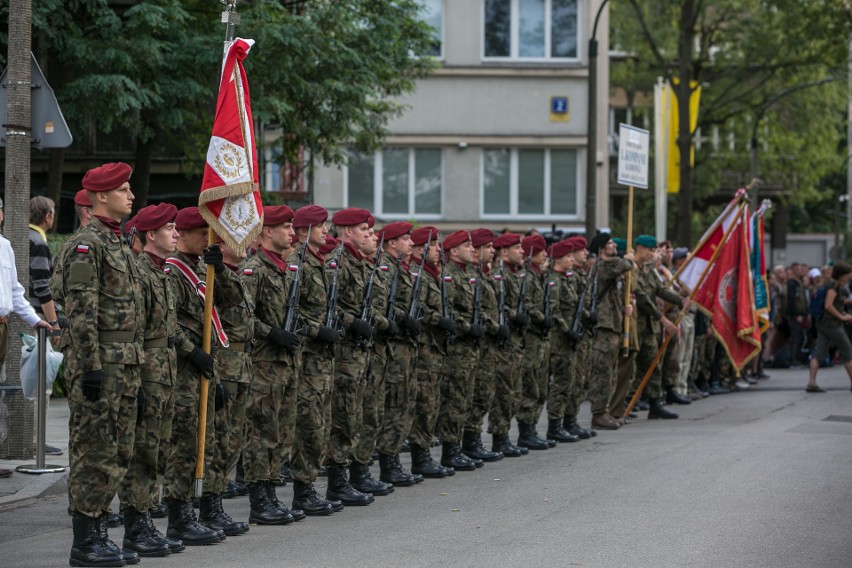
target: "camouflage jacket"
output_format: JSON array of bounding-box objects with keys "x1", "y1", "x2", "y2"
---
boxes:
[
  {"x1": 594, "y1": 256, "x2": 634, "y2": 333},
  {"x1": 215, "y1": 264, "x2": 254, "y2": 383},
  {"x1": 445, "y1": 260, "x2": 477, "y2": 341},
  {"x1": 525, "y1": 265, "x2": 548, "y2": 338},
  {"x1": 328, "y1": 243, "x2": 368, "y2": 345},
  {"x1": 136, "y1": 252, "x2": 177, "y2": 385},
  {"x1": 411, "y1": 258, "x2": 448, "y2": 354},
  {"x1": 385, "y1": 254, "x2": 419, "y2": 347},
  {"x1": 287, "y1": 245, "x2": 332, "y2": 356},
  {"x1": 49, "y1": 225, "x2": 85, "y2": 311},
  {"x1": 52, "y1": 217, "x2": 145, "y2": 371},
  {"x1": 635, "y1": 261, "x2": 682, "y2": 336},
  {"x1": 241, "y1": 248, "x2": 299, "y2": 363}
]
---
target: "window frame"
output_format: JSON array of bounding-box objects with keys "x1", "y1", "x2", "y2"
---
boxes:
[
  {"x1": 481, "y1": 0, "x2": 584, "y2": 63},
  {"x1": 421, "y1": 0, "x2": 445, "y2": 60},
  {"x1": 479, "y1": 147, "x2": 584, "y2": 221}
]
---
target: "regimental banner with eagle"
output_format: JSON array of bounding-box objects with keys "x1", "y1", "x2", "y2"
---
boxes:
[{"x1": 199, "y1": 37, "x2": 263, "y2": 251}]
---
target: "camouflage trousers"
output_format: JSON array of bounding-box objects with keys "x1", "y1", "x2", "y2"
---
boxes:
[
  {"x1": 610, "y1": 349, "x2": 636, "y2": 417},
  {"x1": 205, "y1": 380, "x2": 248, "y2": 495},
  {"x1": 690, "y1": 333, "x2": 710, "y2": 384},
  {"x1": 547, "y1": 346, "x2": 573, "y2": 421},
  {"x1": 516, "y1": 334, "x2": 551, "y2": 425},
  {"x1": 587, "y1": 330, "x2": 620, "y2": 414},
  {"x1": 409, "y1": 342, "x2": 445, "y2": 448},
  {"x1": 437, "y1": 339, "x2": 477, "y2": 444},
  {"x1": 163, "y1": 360, "x2": 215, "y2": 502},
  {"x1": 67, "y1": 359, "x2": 141, "y2": 517},
  {"x1": 377, "y1": 341, "x2": 418, "y2": 455},
  {"x1": 243, "y1": 359, "x2": 299, "y2": 485},
  {"x1": 635, "y1": 329, "x2": 664, "y2": 400},
  {"x1": 118, "y1": 379, "x2": 175, "y2": 512},
  {"x1": 660, "y1": 330, "x2": 681, "y2": 389},
  {"x1": 326, "y1": 342, "x2": 369, "y2": 467},
  {"x1": 486, "y1": 340, "x2": 523, "y2": 436},
  {"x1": 565, "y1": 339, "x2": 591, "y2": 420},
  {"x1": 290, "y1": 348, "x2": 334, "y2": 484},
  {"x1": 351, "y1": 343, "x2": 389, "y2": 465},
  {"x1": 464, "y1": 339, "x2": 496, "y2": 434},
  {"x1": 674, "y1": 312, "x2": 696, "y2": 395}
]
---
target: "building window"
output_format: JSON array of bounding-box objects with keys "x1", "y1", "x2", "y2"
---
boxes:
[
  {"x1": 482, "y1": 148, "x2": 580, "y2": 218},
  {"x1": 347, "y1": 148, "x2": 443, "y2": 218},
  {"x1": 421, "y1": 0, "x2": 443, "y2": 58},
  {"x1": 484, "y1": 0, "x2": 579, "y2": 60}
]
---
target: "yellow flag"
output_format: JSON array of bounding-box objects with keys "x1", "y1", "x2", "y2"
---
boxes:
[{"x1": 666, "y1": 79, "x2": 701, "y2": 194}]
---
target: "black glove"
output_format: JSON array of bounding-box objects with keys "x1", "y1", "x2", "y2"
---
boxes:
[
  {"x1": 81, "y1": 370, "x2": 104, "y2": 402},
  {"x1": 542, "y1": 315, "x2": 554, "y2": 331},
  {"x1": 187, "y1": 346, "x2": 215, "y2": 378},
  {"x1": 513, "y1": 311, "x2": 530, "y2": 327},
  {"x1": 401, "y1": 314, "x2": 421, "y2": 336},
  {"x1": 136, "y1": 386, "x2": 146, "y2": 424},
  {"x1": 437, "y1": 317, "x2": 456, "y2": 335},
  {"x1": 497, "y1": 324, "x2": 511, "y2": 342},
  {"x1": 317, "y1": 325, "x2": 342, "y2": 344},
  {"x1": 351, "y1": 318, "x2": 374, "y2": 339},
  {"x1": 202, "y1": 245, "x2": 225, "y2": 274},
  {"x1": 468, "y1": 323, "x2": 484, "y2": 339},
  {"x1": 214, "y1": 383, "x2": 228, "y2": 411},
  {"x1": 268, "y1": 328, "x2": 301, "y2": 353},
  {"x1": 385, "y1": 319, "x2": 398, "y2": 337}
]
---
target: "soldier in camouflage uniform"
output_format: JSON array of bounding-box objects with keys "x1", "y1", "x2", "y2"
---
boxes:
[
  {"x1": 516, "y1": 234, "x2": 556, "y2": 450},
  {"x1": 609, "y1": 238, "x2": 639, "y2": 425},
  {"x1": 633, "y1": 235, "x2": 683, "y2": 419},
  {"x1": 240, "y1": 205, "x2": 302, "y2": 525},
  {"x1": 117, "y1": 203, "x2": 184, "y2": 558},
  {"x1": 657, "y1": 244, "x2": 693, "y2": 404},
  {"x1": 586, "y1": 233, "x2": 634, "y2": 431},
  {"x1": 54, "y1": 162, "x2": 146, "y2": 567},
  {"x1": 288, "y1": 205, "x2": 344, "y2": 516},
  {"x1": 437, "y1": 230, "x2": 484, "y2": 471},
  {"x1": 376, "y1": 221, "x2": 425, "y2": 485},
  {"x1": 163, "y1": 207, "x2": 240, "y2": 546},
  {"x1": 544, "y1": 239, "x2": 581, "y2": 442},
  {"x1": 408, "y1": 227, "x2": 457, "y2": 477},
  {"x1": 488, "y1": 233, "x2": 529, "y2": 457},
  {"x1": 461, "y1": 229, "x2": 505, "y2": 462},
  {"x1": 50, "y1": 190, "x2": 94, "y2": 303}
]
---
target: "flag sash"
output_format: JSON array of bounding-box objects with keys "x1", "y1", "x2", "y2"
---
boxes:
[{"x1": 165, "y1": 257, "x2": 229, "y2": 347}]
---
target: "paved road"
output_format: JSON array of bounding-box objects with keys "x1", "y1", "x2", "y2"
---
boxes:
[{"x1": 2, "y1": 366, "x2": 851, "y2": 568}]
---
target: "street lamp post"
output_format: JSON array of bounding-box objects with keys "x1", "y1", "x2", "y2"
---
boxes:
[{"x1": 585, "y1": 0, "x2": 610, "y2": 238}]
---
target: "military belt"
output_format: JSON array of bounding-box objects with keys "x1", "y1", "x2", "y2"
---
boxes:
[
  {"x1": 99, "y1": 330, "x2": 138, "y2": 343},
  {"x1": 144, "y1": 336, "x2": 176, "y2": 349},
  {"x1": 224, "y1": 341, "x2": 252, "y2": 353}
]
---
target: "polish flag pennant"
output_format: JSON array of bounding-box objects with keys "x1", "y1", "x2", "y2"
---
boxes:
[{"x1": 199, "y1": 38, "x2": 264, "y2": 252}]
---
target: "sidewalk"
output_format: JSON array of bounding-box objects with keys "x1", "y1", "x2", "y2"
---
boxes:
[{"x1": 0, "y1": 397, "x2": 69, "y2": 507}]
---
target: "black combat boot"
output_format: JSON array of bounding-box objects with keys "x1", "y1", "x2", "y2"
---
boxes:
[
  {"x1": 517, "y1": 422, "x2": 550, "y2": 450},
  {"x1": 150, "y1": 501, "x2": 168, "y2": 518},
  {"x1": 199, "y1": 493, "x2": 250, "y2": 535},
  {"x1": 122, "y1": 508, "x2": 171, "y2": 557},
  {"x1": 440, "y1": 442, "x2": 477, "y2": 471},
  {"x1": 292, "y1": 481, "x2": 335, "y2": 516},
  {"x1": 563, "y1": 416, "x2": 592, "y2": 439},
  {"x1": 648, "y1": 398, "x2": 679, "y2": 419},
  {"x1": 165, "y1": 499, "x2": 220, "y2": 546},
  {"x1": 349, "y1": 462, "x2": 395, "y2": 496},
  {"x1": 69, "y1": 513, "x2": 126, "y2": 568},
  {"x1": 222, "y1": 480, "x2": 239, "y2": 499},
  {"x1": 144, "y1": 511, "x2": 184, "y2": 553},
  {"x1": 95, "y1": 514, "x2": 139, "y2": 565},
  {"x1": 265, "y1": 482, "x2": 302, "y2": 521},
  {"x1": 378, "y1": 453, "x2": 417, "y2": 487},
  {"x1": 665, "y1": 385, "x2": 692, "y2": 405},
  {"x1": 326, "y1": 466, "x2": 373, "y2": 506},
  {"x1": 278, "y1": 461, "x2": 293, "y2": 484},
  {"x1": 491, "y1": 433, "x2": 523, "y2": 457},
  {"x1": 410, "y1": 443, "x2": 448, "y2": 478},
  {"x1": 246, "y1": 483, "x2": 293, "y2": 525},
  {"x1": 462, "y1": 431, "x2": 504, "y2": 462},
  {"x1": 546, "y1": 418, "x2": 579, "y2": 443}
]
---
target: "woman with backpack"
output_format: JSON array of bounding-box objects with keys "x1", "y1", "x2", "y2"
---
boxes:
[{"x1": 805, "y1": 261, "x2": 852, "y2": 392}]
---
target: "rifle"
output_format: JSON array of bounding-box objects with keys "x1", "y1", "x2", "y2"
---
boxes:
[
  {"x1": 283, "y1": 226, "x2": 311, "y2": 336},
  {"x1": 568, "y1": 261, "x2": 598, "y2": 344},
  {"x1": 497, "y1": 259, "x2": 508, "y2": 348},
  {"x1": 385, "y1": 252, "x2": 402, "y2": 324},
  {"x1": 408, "y1": 231, "x2": 433, "y2": 322},
  {"x1": 541, "y1": 259, "x2": 554, "y2": 337},
  {"x1": 588, "y1": 259, "x2": 600, "y2": 327},
  {"x1": 471, "y1": 260, "x2": 485, "y2": 346},
  {"x1": 516, "y1": 251, "x2": 532, "y2": 327},
  {"x1": 125, "y1": 226, "x2": 137, "y2": 249},
  {"x1": 324, "y1": 241, "x2": 346, "y2": 338},
  {"x1": 438, "y1": 247, "x2": 456, "y2": 343},
  {"x1": 356, "y1": 234, "x2": 384, "y2": 348}
]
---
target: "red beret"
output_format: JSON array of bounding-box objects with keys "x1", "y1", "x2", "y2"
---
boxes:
[
  {"x1": 319, "y1": 235, "x2": 338, "y2": 256},
  {"x1": 410, "y1": 226, "x2": 439, "y2": 247},
  {"x1": 175, "y1": 207, "x2": 208, "y2": 231},
  {"x1": 292, "y1": 205, "x2": 328, "y2": 228},
  {"x1": 135, "y1": 203, "x2": 178, "y2": 232},
  {"x1": 367, "y1": 215, "x2": 375, "y2": 229},
  {"x1": 470, "y1": 228, "x2": 495, "y2": 248},
  {"x1": 493, "y1": 232, "x2": 521, "y2": 249},
  {"x1": 82, "y1": 162, "x2": 132, "y2": 192},
  {"x1": 549, "y1": 240, "x2": 572, "y2": 259},
  {"x1": 263, "y1": 205, "x2": 294, "y2": 227},
  {"x1": 442, "y1": 230, "x2": 471, "y2": 251},
  {"x1": 522, "y1": 235, "x2": 547, "y2": 256},
  {"x1": 332, "y1": 207, "x2": 371, "y2": 227},
  {"x1": 74, "y1": 189, "x2": 92, "y2": 207},
  {"x1": 378, "y1": 221, "x2": 413, "y2": 241},
  {"x1": 563, "y1": 236, "x2": 587, "y2": 253}
]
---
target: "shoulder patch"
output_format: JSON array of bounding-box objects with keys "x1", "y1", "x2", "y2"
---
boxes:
[
  {"x1": 288, "y1": 264, "x2": 299, "y2": 272},
  {"x1": 548, "y1": 281, "x2": 556, "y2": 287},
  {"x1": 164, "y1": 267, "x2": 172, "y2": 274},
  {"x1": 519, "y1": 273, "x2": 526, "y2": 279},
  {"x1": 443, "y1": 276, "x2": 452, "y2": 282},
  {"x1": 75, "y1": 244, "x2": 90, "y2": 254},
  {"x1": 494, "y1": 274, "x2": 503, "y2": 281},
  {"x1": 380, "y1": 265, "x2": 389, "y2": 271},
  {"x1": 468, "y1": 278, "x2": 477, "y2": 284},
  {"x1": 243, "y1": 268, "x2": 254, "y2": 275}
]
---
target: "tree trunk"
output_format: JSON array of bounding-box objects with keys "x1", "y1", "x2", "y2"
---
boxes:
[
  {"x1": 1, "y1": 0, "x2": 34, "y2": 460},
  {"x1": 45, "y1": 149, "x2": 64, "y2": 229},
  {"x1": 133, "y1": 137, "x2": 153, "y2": 211},
  {"x1": 675, "y1": 0, "x2": 696, "y2": 246}
]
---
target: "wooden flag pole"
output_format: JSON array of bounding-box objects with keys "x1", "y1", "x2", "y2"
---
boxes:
[
  {"x1": 622, "y1": 185, "x2": 634, "y2": 355},
  {"x1": 623, "y1": 201, "x2": 747, "y2": 418}
]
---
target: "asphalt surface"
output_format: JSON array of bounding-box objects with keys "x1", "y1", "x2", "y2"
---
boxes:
[{"x1": 1, "y1": 365, "x2": 851, "y2": 568}]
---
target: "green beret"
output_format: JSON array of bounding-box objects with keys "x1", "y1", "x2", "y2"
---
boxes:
[
  {"x1": 635, "y1": 234, "x2": 658, "y2": 249},
  {"x1": 612, "y1": 238, "x2": 627, "y2": 253}
]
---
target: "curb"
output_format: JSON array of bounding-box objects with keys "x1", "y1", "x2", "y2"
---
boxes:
[{"x1": 0, "y1": 470, "x2": 67, "y2": 509}]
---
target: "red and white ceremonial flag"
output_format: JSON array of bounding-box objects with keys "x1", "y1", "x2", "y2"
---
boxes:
[
  {"x1": 199, "y1": 38, "x2": 264, "y2": 251},
  {"x1": 676, "y1": 188, "x2": 748, "y2": 292}
]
